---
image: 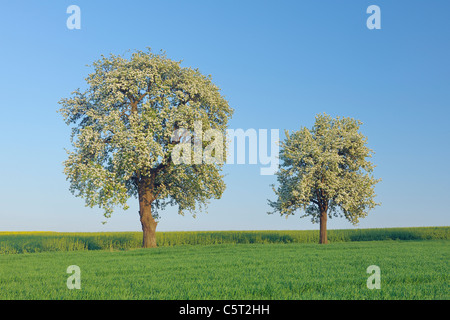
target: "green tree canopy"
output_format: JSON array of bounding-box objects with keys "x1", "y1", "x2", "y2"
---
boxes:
[
  {"x1": 59, "y1": 49, "x2": 233, "y2": 247},
  {"x1": 268, "y1": 113, "x2": 381, "y2": 244}
]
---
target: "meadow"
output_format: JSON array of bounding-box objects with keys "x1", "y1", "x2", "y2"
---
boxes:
[
  {"x1": 0, "y1": 226, "x2": 448, "y2": 254},
  {"x1": 0, "y1": 227, "x2": 448, "y2": 300},
  {"x1": 0, "y1": 240, "x2": 448, "y2": 300}
]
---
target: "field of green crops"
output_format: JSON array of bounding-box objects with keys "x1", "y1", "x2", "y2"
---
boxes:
[
  {"x1": 0, "y1": 227, "x2": 448, "y2": 254},
  {"x1": 0, "y1": 239, "x2": 448, "y2": 300}
]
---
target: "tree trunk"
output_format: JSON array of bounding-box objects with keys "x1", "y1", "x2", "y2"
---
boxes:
[
  {"x1": 138, "y1": 186, "x2": 158, "y2": 248},
  {"x1": 319, "y1": 210, "x2": 328, "y2": 244}
]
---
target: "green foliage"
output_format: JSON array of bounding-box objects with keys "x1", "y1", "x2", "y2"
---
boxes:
[
  {"x1": 0, "y1": 240, "x2": 448, "y2": 299},
  {"x1": 269, "y1": 113, "x2": 381, "y2": 224},
  {"x1": 58, "y1": 48, "x2": 233, "y2": 219},
  {"x1": 0, "y1": 227, "x2": 447, "y2": 254}
]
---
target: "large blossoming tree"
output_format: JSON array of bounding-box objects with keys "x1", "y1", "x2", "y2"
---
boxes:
[
  {"x1": 268, "y1": 113, "x2": 381, "y2": 244},
  {"x1": 59, "y1": 49, "x2": 233, "y2": 247}
]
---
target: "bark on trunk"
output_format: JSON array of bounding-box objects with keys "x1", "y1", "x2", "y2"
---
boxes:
[
  {"x1": 319, "y1": 210, "x2": 328, "y2": 244},
  {"x1": 139, "y1": 186, "x2": 158, "y2": 248}
]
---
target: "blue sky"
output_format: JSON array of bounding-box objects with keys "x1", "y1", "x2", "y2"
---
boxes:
[{"x1": 0, "y1": 0, "x2": 449, "y2": 232}]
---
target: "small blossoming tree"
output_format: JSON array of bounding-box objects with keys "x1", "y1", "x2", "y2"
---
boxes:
[{"x1": 268, "y1": 113, "x2": 381, "y2": 244}]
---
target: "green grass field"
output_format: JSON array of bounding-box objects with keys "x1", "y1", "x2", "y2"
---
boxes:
[
  {"x1": 0, "y1": 238, "x2": 448, "y2": 300},
  {"x1": 0, "y1": 227, "x2": 448, "y2": 254}
]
